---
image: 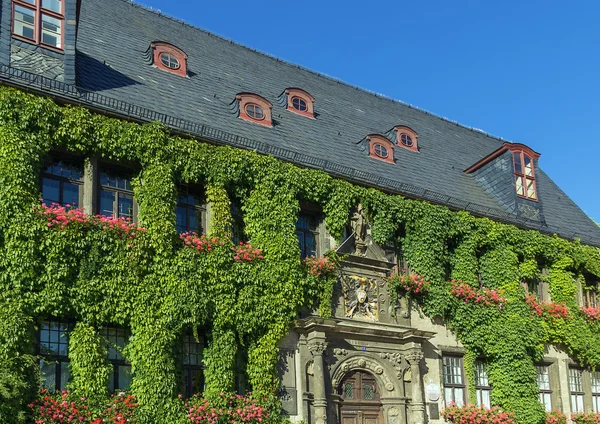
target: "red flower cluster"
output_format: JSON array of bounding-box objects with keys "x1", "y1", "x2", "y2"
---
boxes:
[
  {"x1": 441, "y1": 403, "x2": 515, "y2": 424},
  {"x1": 180, "y1": 232, "x2": 225, "y2": 252},
  {"x1": 94, "y1": 392, "x2": 138, "y2": 423},
  {"x1": 233, "y1": 241, "x2": 263, "y2": 262},
  {"x1": 38, "y1": 203, "x2": 146, "y2": 239},
  {"x1": 546, "y1": 410, "x2": 567, "y2": 424},
  {"x1": 572, "y1": 412, "x2": 600, "y2": 424},
  {"x1": 451, "y1": 281, "x2": 506, "y2": 307},
  {"x1": 388, "y1": 271, "x2": 430, "y2": 295},
  {"x1": 31, "y1": 390, "x2": 139, "y2": 424},
  {"x1": 186, "y1": 392, "x2": 267, "y2": 424},
  {"x1": 304, "y1": 255, "x2": 336, "y2": 277},
  {"x1": 582, "y1": 305, "x2": 600, "y2": 322},
  {"x1": 29, "y1": 389, "x2": 94, "y2": 423},
  {"x1": 525, "y1": 295, "x2": 569, "y2": 319}
]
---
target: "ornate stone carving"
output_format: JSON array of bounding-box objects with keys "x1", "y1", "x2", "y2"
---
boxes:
[
  {"x1": 333, "y1": 348, "x2": 348, "y2": 356},
  {"x1": 342, "y1": 275, "x2": 378, "y2": 321},
  {"x1": 380, "y1": 352, "x2": 404, "y2": 364},
  {"x1": 380, "y1": 351, "x2": 409, "y2": 381},
  {"x1": 308, "y1": 342, "x2": 328, "y2": 356},
  {"x1": 387, "y1": 406, "x2": 400, "y2": 424},
  {"x1": 406, "y1": 351, "x2": 424, "y2": 365},
  {"x1": 331, "y1": 355, "x2": 396, "y2": 393},
  {"x1": 350, "y1": 203, "x2": 367, "y2": 256}
]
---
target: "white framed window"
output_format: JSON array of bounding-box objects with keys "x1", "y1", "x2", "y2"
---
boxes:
[
  {"x1": 569, "y1": 368, "x2": 585, "y2": 413},
  {"x1": 536, "y1": 365, "x2": 552, "y2": 412},
  {"x1": 475, "y1": 361, "x2": 491, "y2": 409},
  {"x1": 443, "y1": 355, "x2": 465, "y2": 406}
]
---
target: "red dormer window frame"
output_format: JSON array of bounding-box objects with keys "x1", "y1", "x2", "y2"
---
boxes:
[
  {"x1": 367, "y1": 134, "x2": 395, "y2": 164},
  {"x1": 394, "y1": 126, "x2": 419, "y2": 153},
  {"x1": 237, "y1": 93, "x2": 273, "y2": 127},
  {"x1": 510, "y1": 144, "x2": 540, "y2": 201},
  {"x1": 12, "y1": 0, "x2": 64, "y2": 52},
  {"x1": 465, "y1": 142, "x2": 541, "y2": 202},
  {"x1": 151, "y1": 42, "x2": 188, "y2": 77},
  {"x1": 285, "y1": 88, "x2": 315, "y2": 118}
]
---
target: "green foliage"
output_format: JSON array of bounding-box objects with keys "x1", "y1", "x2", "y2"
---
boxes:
[{"x1": 0, "y1": 87, "x2": 599, "y2": 424}]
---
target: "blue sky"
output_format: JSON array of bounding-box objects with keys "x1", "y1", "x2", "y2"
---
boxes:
[{"x1": 141, "y1": 0, "x2": 600, "y2": 223}]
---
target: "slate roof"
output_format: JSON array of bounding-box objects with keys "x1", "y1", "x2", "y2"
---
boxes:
[{"x1": 14, "y1": 0, "x2": 600, "y2": 245}]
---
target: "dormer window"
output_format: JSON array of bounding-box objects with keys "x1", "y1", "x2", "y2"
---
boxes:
[
  {"x1": 366, "y1": 134, "x2": 395, "y2": 164},
  {"x1": 12, "y1": 0, "x2": 64, "y2": 51},
  {"x1": 149, "y1": 42, "x2": 187, "y2": 77},
  {"x1": 394, "y1": 126, "x2": 419, "y2": 153},
  {"x1": 245, "y1": 104, "x2": 264, "y2": 120},
  {"x1": 236, "y1": 93, "x2": 272, "y2": 127},
  {"x1": 160, "y1": 53, "x2": 180, "y2": 70},
  {"x1": 513, "y1": 151, "x2": 537, "y2": 200},
  {"x1": 284, "y1": 88, "x2": 315, "y2": 118}
]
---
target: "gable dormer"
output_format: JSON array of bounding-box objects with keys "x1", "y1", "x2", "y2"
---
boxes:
[{"x1": 465, "y1": 142, "x2": 544, "y2": 222}]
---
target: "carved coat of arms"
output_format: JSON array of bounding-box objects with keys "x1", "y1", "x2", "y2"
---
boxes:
[{"x1": 342, "y1": 275, "x2": 378, "y2": 321}]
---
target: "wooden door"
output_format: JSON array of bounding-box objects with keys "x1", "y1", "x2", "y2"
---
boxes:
[{"x1": 339, "y1": 371, "x2": 383, "y2": 424}]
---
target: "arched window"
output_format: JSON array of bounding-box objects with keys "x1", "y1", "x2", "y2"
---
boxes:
[
  {"x1": 236, "y1": 93, "x2": 273, "y2": 127},
  {"x1": 150, "y1": 41, "x2": 188, "y2": 77},
  {"x1": 366, "y1": 134, "x2": 394, "y2": 164},
  {"x1": 285, "y1": 88, "x2": 315, "y2": 118},
  {"x1": 394, "y1": 126, "x2": 419, "y2": 153}
]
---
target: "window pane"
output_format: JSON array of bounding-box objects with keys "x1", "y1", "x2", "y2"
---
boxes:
[
  {"x1": 40, "y1": 361, "x2": 57, "y2": 390},
  {"x1": 62, "y1": 182, "x2": 79, "y2": 207},
  {"x1": 42, "y1": 30, "x2": 60, "y2": 48},
  {"x1": 524, "y1": 155, "x2": 533, "y2": 177},
  {"x1": 540, "y1": 392, "x2": 552, "y2": 412},
  {"x1": 42, "y1": 0, "x2": 61, "y2": 13},
  {"x1": 475, "y1": 362, "x2": 488, "y2": 386},
  {"x1": 100, "y1": 190, "x2": 115, "y2": 217},
  {"x1": 42, "y1": 14, "x2": 61, "y2": 33},
  {"x1": 515, "y1": 176, "x2": 525, "y2": 196},
  {"x1": 60, "y1": 361, "x2": 71, "y2": 389},
  {"x1": 513, "y1": 152, "x2": 523, "y2": 174},
  {"x1": 537, "y1": 366, "x2": 550, "y2": 390},
  {"x1": 593, "y1": 395, "x2": 600, "y2": 413},
  {"x1": 14, "y1": 6, "x2": 35, "y2": 40},
  {"x1": 118, "y1": 193, "x2": 133, "y2": 219},
  {"x1": 118, "y1": 365, "x2": 132, "y2": 390},
  {"x1": 190, "y1": 368, "x2": 204, "y2": 396},
  {"x1": 444, "y1": 387, "x2": 453, "y2": 404},
  {"x1": 478, "y1": 389, "x2": 491, "y2": 409},
  {"x1": 176, "y1": 206, "x2": 187, "y2": 233},
  {"x1": 526, "y1": 179, "x2": 536, "y2": 199},
  {"x1": 569, "y1": 368, "x2": 583, "y2": 392},
  {"x1": 454, "y1": 388, "x2": 464, "y2": 406},
  {"x1": 42, "y1": 178, "x2": 60, "y2": 205},
  {"x1": 593, "y1": 372, "x2": 600, "y2": 393}
]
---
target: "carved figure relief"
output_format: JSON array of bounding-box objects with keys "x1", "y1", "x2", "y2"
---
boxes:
[{"x1": 343, "y1": 275, "x2": 378, "y2": 321}]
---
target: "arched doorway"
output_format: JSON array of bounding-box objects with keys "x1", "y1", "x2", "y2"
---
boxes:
[{"x1": 338, "y1": 370, "x2": 383, "y2": 424}]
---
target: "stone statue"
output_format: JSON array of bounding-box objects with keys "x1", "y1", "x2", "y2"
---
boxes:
[{"x1": 350, "y1": 203, "x2": 367, "y2": 256}]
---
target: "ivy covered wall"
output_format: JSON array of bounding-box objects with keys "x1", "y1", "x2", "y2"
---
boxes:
[{"x1": 0, "y1": 87, "x2": 599, "y2": 424}]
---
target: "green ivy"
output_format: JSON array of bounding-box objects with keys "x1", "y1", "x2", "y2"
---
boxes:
[{"x1": 0, "y1": 87, "x2": 599, "y2": 424}]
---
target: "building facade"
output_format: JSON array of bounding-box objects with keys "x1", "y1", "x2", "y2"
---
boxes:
[{"x1": 0, "y1": 1, "x2": 600, "y2": 423}]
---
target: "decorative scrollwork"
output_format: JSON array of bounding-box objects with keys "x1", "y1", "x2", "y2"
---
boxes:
[{"x1": 331, "y1": 355, "x2": 397, "y2": 393}]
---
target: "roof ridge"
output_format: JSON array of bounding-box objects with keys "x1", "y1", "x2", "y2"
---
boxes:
[{"x1": 118, "y1": 0, "x2": 516, "y2": 149}]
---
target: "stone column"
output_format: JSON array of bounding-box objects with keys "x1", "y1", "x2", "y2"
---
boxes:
[
  {"x1": 83, "y1": 155, "x2": 98, "y2": 214},
  {"x1": 308, "y1": 341, "x2": 328, "y2": 424},
  {"x1": 406, "y1": 351, "x2": 425, "y2": 424}
]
